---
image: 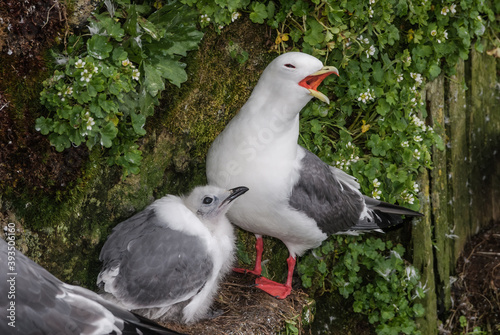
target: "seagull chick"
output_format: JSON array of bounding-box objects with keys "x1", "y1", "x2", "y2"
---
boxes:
[
  {"x1": 97, "y1": 186, "x2": 249, "y2": 323},
  {"x1": 0, "y1": 239, "x2": 181, "y2": 335},
  {"x1": 206, "y1": 52, "x2": 422, "y2": 299}
]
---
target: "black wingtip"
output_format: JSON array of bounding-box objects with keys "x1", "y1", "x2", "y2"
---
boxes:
[{"x1": 364, "y1": 196, "x2": 424, "y2": 217}]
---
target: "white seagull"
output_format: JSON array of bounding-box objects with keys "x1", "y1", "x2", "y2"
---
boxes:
[
  {"x1": 206, "y1": 52, "x2": 422, "y2": 299},
  {"x1": 0, "y1": 238, "x2": 182, "y2": 335},
  {"x1": 97, "y1": 185, "x2": 248, "y2": 323}
]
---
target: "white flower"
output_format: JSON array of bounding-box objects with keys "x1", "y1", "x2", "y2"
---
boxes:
[
  {"x1": 358, "y1": 88, "x2": 375, "y2": 103},
  {"x1": 366, "y1": 45, "x2": 376, "y2": 58},
  {"x1": 373, "y1": 178, "x2": 381, "y2": 188},
  {"x1": 75, "y1": 59, "x2": 85, "y2": 68},
  {"x1": 413, "y1": 149, "x2": 421, "y2": 160},
  {"x1": 441, "y1": 6, "x2": 449, "y2": 15},
  {"x1": 410, "y1": 72, "x2": 423, "y2": 86},
  {"x1": 132, "y1": 69, "x2": 140, "y2": 81},
  {"x1": 368, "y1": 7, "x2": 374, "y2": 18},
  {"x1": 444, "y1": 30, "x2": 448, "y2": 39},
  {"x1": 413, "y1": 182, "x2": 419, "y2": 193},
  {"x1": 231, "y1": 12, "x2": 241, "y2": 22},
  {"x1": 450, "y1": 4, "x2": 457, "y2": 14},
  {"x1": 414, "y1": 135, "x2": 423, "y2": 142},
  {"x1": 411, "y1": 114, "x2": 425, "y2": 128},
  {"x1": 81, "y1": 69, "x2": 92, "y2": 82},
  {"x1": 87, "y1": 117, "x2": 95, "y2": 130},
  {"x1": 396, "y1": 74, "x2": 403, "y2": 82},
  {"x1": 430, "y1": 30, "x2": 437, "y2": 37},
  {"x1": 401, "y1": 190, "x2": 415, "y2": 204},
  {"x1": 200, "y1": 14, "x2": 210, "y2": 23},
  {"x1": 85, "y1": 112, "x2": 95, "y2": 131},
  {"x1": 64, "y1": 86, "x2": 73, "y2": 95},
  {"x1": 122, "y1": 59, "x2": 131, "y2": 67},
  {"x1": 401, "y1": 141, "x2": 409, "y2": 148},
  {"x1": 357, "y1": 35, "x2": 369, "y2": 44},
  {"x1": 369, "y1": 0, "x2": 376, "y2": 4},
  {"x1": 372, "y1": 189, "x2": 382, "y2": 200},
  {"x1": 93, "y1": 66, "x2": 99, "y2": 73}
]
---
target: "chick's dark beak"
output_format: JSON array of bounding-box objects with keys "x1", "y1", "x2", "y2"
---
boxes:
[{"x1": 220, "y1": 186, "x2": 249, "y2": 207}]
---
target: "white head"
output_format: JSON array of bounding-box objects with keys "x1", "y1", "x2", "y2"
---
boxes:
[
  {"x1": 184, "y1": 185, "x2": 249, "y2": 225},
  {"x1": 254, "y1": 52, "x2": 339, "y2": 106}
]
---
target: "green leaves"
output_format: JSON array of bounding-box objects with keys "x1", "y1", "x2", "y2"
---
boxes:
[
  {"x1": 367, "y1": 134, "x2": 391, "y2": 157},
  {"x1": 304, "y1": 18, "x2": 325, "y2": 46},
  {"x1": 249, "y1": 2, "x2": 268, "y2": 24},
  {"x1": 87, "y1": 35, "x2": 114, "y2": 60},
  {"x1": 299, "y1": 235, "x2": 425, "y2": 334},
  {"x1": 37, "y1": 1, "x2": 203, "y2": 176},
  {"x1": 35, "y1": 117, "x2": 53, "y2": 135},
  {"x1": 99, "y1": 122, "x2": 118, "y2": 148}
]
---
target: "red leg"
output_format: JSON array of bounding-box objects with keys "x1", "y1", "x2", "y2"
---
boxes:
[
  {"x1": 233, "y1": 235, "x2": 263, "y2": 276},
  {"x1": 255, "y1": 255, "x2": 296, "y2": 299}
]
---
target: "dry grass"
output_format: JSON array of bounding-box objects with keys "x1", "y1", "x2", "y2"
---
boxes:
[{"x1": 160, "y1": 272, "x2": 312, "y2": 335}]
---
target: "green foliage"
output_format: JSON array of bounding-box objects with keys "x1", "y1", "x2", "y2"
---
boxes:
[
  {"x1": 298, "y1": 236, "x2": 426, "y2": 334},
  {"x1": 281, "y1": 315, "x2": 300, "y2": 335},
  {"x1": 38, "y1": 0, "x2": 203, "y2": 176}
]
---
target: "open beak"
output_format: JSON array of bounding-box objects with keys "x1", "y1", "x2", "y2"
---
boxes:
[
  {"x1": 298, "y1": 66, "x2": 339, "y2": 104},
  {"x1": 219, "y1": 186, "x2": 249, "y2": 208}
]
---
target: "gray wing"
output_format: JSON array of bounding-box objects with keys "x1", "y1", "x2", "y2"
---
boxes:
[
  {"x1": 289, "y1": 147, "x2": 423, "y2": 234},
  {"x1": 0, "y1": 239, "x2": 182, "y2": 335},
  {"x1": 98, "y1": 207, "x2": 214, "y2": 309},
  {"x1": 289, "y1": 147, "x2": 365, "y2": 234}
]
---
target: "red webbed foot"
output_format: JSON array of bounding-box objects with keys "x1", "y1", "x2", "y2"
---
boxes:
[{"x1": 255, "y1": 277, "x2": 292, "y2": 299}]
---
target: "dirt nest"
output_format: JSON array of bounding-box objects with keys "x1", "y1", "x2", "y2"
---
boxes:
[
  {"x1": 444, "y1": 222, "x2": 500, "y2": 334},
  {"x1": 159, "y1": 272, "x2": 312, "y2": 335}
]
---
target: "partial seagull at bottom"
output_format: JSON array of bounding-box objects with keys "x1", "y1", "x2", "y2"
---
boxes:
[{"x1": 0, "y1": 238, "x2": 181, "y2": 335}]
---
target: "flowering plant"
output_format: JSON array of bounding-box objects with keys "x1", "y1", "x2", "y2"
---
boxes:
[{"x1": 37, "y1": 0, "x2": 203, "y2": 175}]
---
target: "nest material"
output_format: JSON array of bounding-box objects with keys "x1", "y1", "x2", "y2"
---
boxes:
[{"x1": 160, "y1": 272, "x2": 312, "y2": 335}]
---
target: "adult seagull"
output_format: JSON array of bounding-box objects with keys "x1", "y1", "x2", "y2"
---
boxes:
[
  {"x1": 0, "y1": 238, "x2": 181, "y2": 335},
  {"x1": 98, "y1": 185, "x2": 248, "y2": 323},
  {"x1": 206, "y1": 52, "x2": 423, "y2": 299}
]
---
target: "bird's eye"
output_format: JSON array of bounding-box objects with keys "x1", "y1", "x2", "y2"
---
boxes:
[
  {"x1": 202, "y1": 197, "x2": 213, "y2": 205},
  {"x1": 284, "y1": 63, "x2": 296, "y2": 69}
]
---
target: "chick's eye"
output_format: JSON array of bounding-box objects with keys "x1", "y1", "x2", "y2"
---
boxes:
[
  {"x1": 202, "y1": 197, "x2": 213, "y2": 205},
  {"x1": 284, "y1": 63, "x2": 296, "y2": 69}
]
